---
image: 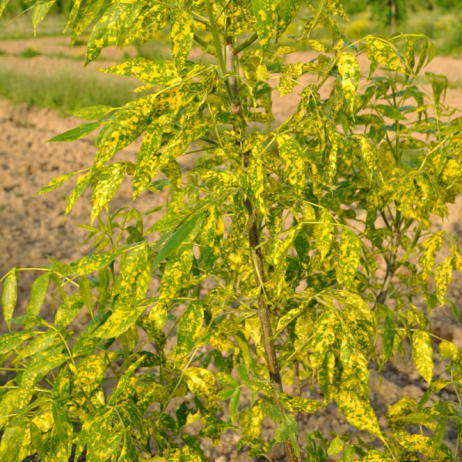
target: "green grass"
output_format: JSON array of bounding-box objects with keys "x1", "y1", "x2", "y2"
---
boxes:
[
  {"x1": 18, "y1": 46, "x2": 42, "y2": 58},
  {"x1": 0, "y1": 67, "x2": 139, "y2": 114},
  {"x1": 0, "y1": 14, "x2": 66, "y2": 40}
]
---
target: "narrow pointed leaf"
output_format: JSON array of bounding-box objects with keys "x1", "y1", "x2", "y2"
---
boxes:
[
  {"x1": 37, "y1": 172, "x2": 76, "y2": 195},
  {"x1": 171, "y1": 10, "x2": 193, "y2": 68},
  {"x1": 152, "y1": 214, "x2": 203, "y2": 269},
  {"x1": 69, "y1": 105, "x2": 114, "y2": 120},
  {"x1": 48, "y1": 121, "x2": 103, "y2": 142},
  {"x1": 412, "y1": 330, "x2": 433, "y2": 384},
  {"x1": 2, "y1": 270, "x2": 17, "y2": 330},
  {"x1": 252, "y1": 0, "x2": 276, "y2": 47},
  {"x1": 32, "y1": 0, "x2": 56, "y2": 33},
  {"x1": 26, "y1": 273, "x2": 50, "y2": 316}
]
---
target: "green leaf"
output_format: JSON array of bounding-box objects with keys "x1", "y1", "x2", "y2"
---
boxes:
[
  {"x1": 277, "y1": 134, "x2": 305, "y2": 194},
  {"x1": 0, "y1": 0, "x2": 10, "y2": 17},
  {"x1": 96, "y1": 244, "x2": 150, "y2": 338},
  {"x1": 79, "y1": 277, "x2": 93, "y2": 314},
  {"x1": 0, "y1": 417, "x2": 28, "y2": 461},
  {"x1": 86, "y1": 1, "x2": 142, "y2": 63},
  {"x1": 274, "y1": 414, "x2": 300, "y2": 457},
  {"x1": 376, "y1": 104, "x2": 406, "y2": 121},
  {"x1": 335, "y1": 388, "x2": 382, "y2": 437},
  {"x1": 32, "y1": 0, "x2": 56, "y2": 34},
  {"x1": 285, "y1": 396, "x2": 323, "y2": 414},
  {"x1": 152, "y1": 214, "x2": 203, "y2": 269},
  {"x1": 176, "y1": 301, "x2": 204, "y2": 358},
  {"x1": 102, "y1": 58, "x2": 180, "y2": 86},
  {"x1": 66, "y1": 173, "x2": 90, "y2": 215},
  {"x1": 0, "y1": 331, "x2": 33, "y2": 355},
  {"x1": 412, "y1": 330, "x2": 433, "y2": 384},
  {"x1": 336, "y1": 228, "x2": 361, "y2": 288},
  {"x1": 20, "y1": 354, "x2": 67, "y2": 391},
  {"x1": 26, "y1": 273, "x2": 50, "y2": 317},
  {"x1": 37, "y1": 172, "x2": 76, "y2": 195},
  {"x1": 69, "y1": 105, "x2": 114, "y2": 120},
  {"x1": 229, "y1": 387, "x2": 240, "y2": 423},
  {"x1": 184, "y1": 367, "x2": 218, "y2": 410},
  {"x1": 91, "y1": 162, "x2": 127, "y2": 222},
  {"x1": 366, "y1": 36, "x2": 403, "y2": 72},
  {"x1": 69, "y1": 249, "x2": 120, "y2": 276},
  {"x1": 48, "y1": 121, "x2": 103, "y2": 142},
  {"x1": 133, "y1": 123, "x2": 164, "y2": 199},
  {"x1": 277, "y1": 0, "x2": 302, "y2": 37},
  {"x1": 252, "y1": 0, "x2": 276, "y2": 47},
  {"x1": 314, "y1": 209, "x2": 334, "y2": 260},
  {"x1": 55, "y1": 294, "x2": 84, "y2": 328},
  {"x1": 2, "y1": 269, "x2": 17, "y2": 330},
  {"x1": 383, "y1": 307, "x2": 395, "y2": 362},
  {"x1": 337, "y1": 52, "x2": 360, "y2": 114},
  {"x1": 327, "y1": 435, "x2": 343, "y2": 456},
  {"x1": 171, "y1": 10, "x2": 193, "y2": 68},
  {"x1": 435, "y1": 256, "x2": 453, "y2": 304}
]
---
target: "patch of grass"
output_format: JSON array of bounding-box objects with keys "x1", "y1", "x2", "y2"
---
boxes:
[
  {"x1": 448, "y1": 79, "x2": 462, "y2": 90},
  {"x1": 0, "y1": 15, "x2": 66, "y2": 40},
  {"x1": 0, "y1": 66, "x2": 139, "y2": 113},
  {"x1": 18, "y1": 46, "x2": 41, "y2": 58}
]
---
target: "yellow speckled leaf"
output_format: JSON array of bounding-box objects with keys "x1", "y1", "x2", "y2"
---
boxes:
[
  {"x1": 252, "y1": 0, "x2": 276, "y2": 47},
  {"x1": 435, "y1": 255, "x2": 453, "y2": 303},
  {"x1": 337, "y1": 52, "x2": 360, "y2": 114},
  {"x1": 393, "y1": 430, "x2": 448, "y2": 459},
  {"x1": 102, "y1": 58, "x2": 180, "y2": 86},
  {"x1": 91, "y1": 162, "x2": 127, "y2": 222},
  {"x1": 336, "y1": 228, "x2": 361, "y2": 289},
  {"x1": 86, "y1": 1, "x2": 142, "y2": 63},
  {"x1": 171, "y1": 10, "x2": 193, "y2": 69},
  {"x1": 184, "y1": 367, "x2": 218, "y2": 410},
  {"x1": 285, "y1": 396, "x2": 323, "y2": 414},
  {"x1": 336, "y1": 388, "x2": 382, "y2": 437},
  {"x1": 176, "y1": 302, "x2": 204, "y2": 362},
  {"x1": 0, "y1": 0, "x2": 10, "y2": 17},
  {"x1": 366, "y1": 37, "x2": 403, "y2": 72},
  {"x1": 240, "y1": 401, "x2": 264, "y2": 441},
  {"x1": 411, "y1": 330, "x2": 433, "y2": 384},
  {"x1": 419, "y1": 231, "x2": 443, "y2": 279},
  {"x1": 314, "y1": 208, "x2": 334, "y2": 260},
  {"x1": 97, "y1": 244, "x2": 150, "y2": 338},
  {"x1": 277, "y1": 134, "x2": 305, "y2": 194}
]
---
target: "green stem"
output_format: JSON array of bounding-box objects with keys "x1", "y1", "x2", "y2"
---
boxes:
[
  {"x1": 204, "y1": 0, "x2": 226, "y2": 77},
  {"x1": 234, "y1": 32, "x2": 258, "y2": 54}
]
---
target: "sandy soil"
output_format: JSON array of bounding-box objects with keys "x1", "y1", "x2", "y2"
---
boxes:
[{"x1": 1, "y1": 41, "x2": 462, "y2": 460}]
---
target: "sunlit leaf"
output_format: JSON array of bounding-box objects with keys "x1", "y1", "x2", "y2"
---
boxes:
[
  {"x1": 412, "y1": 330, "x2": 433, "y2": 384},
  {"x1": 2, "y1": 269, "x2": 17, "y2": 330}
]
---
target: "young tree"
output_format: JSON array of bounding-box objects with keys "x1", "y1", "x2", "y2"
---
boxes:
[{"x1": 0, "y1": 1, "x2": 461, "y2": 461}]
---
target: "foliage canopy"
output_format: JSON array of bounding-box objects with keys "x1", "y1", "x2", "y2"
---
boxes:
[{"x1": 1, "y1": 0, "x2": 462, "y2": 461}]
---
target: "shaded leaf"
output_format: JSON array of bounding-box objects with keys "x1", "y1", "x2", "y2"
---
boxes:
[
  {"x1": 252, "y1": 0, "x2": 276, "y2": 47},
  {"x1": 26, "y1": 272, "x2": 50, "y2": 317}
]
